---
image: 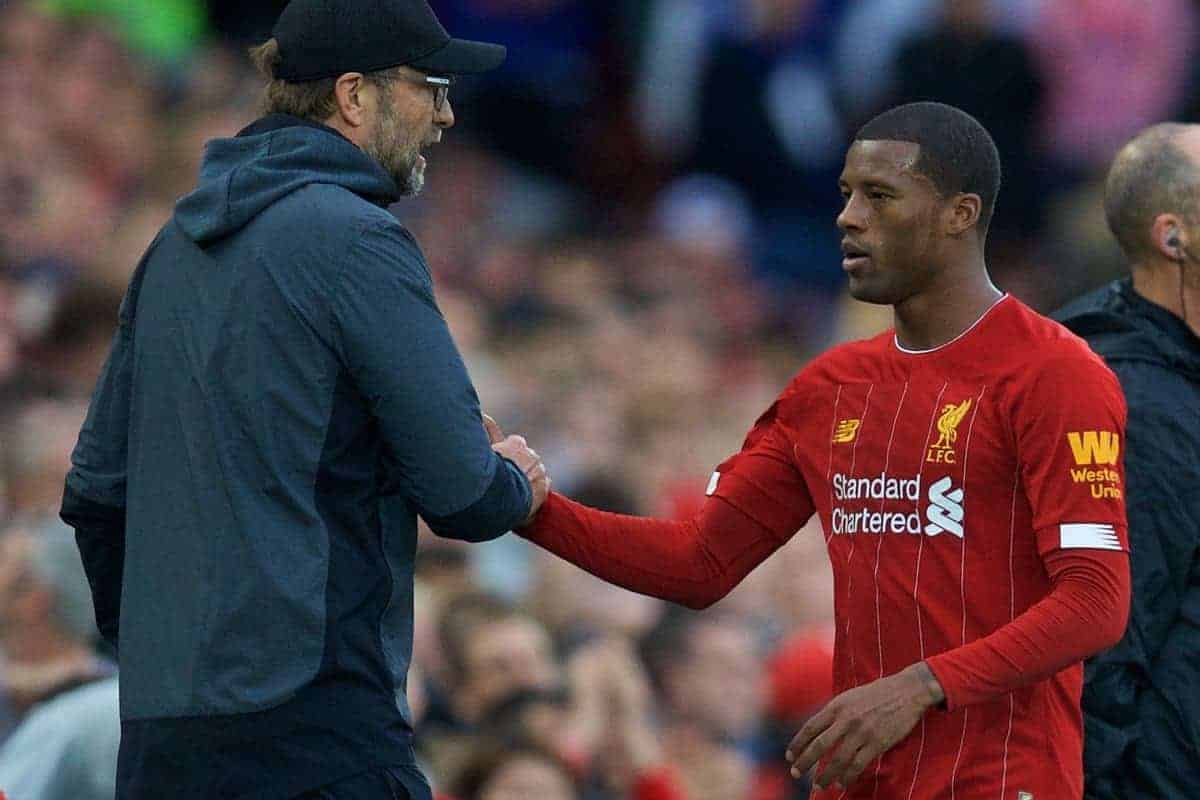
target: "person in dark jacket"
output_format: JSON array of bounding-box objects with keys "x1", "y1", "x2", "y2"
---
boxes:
[
  {"x1": 58, "y1": 2, "x2": 549, "y2": 798},
  {"x1": 1054, "y1": 122, "x2": 1200, "y2": 799}
]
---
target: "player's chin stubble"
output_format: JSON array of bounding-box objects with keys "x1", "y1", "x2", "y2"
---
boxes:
[{"x1": 847, "y1": 272, "x2": 896, "y2": 305}]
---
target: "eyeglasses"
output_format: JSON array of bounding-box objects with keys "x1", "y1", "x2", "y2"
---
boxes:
[
  {"x1": 398, "y1": 73, "x2": 452, "y2": 112},
  {"x1": 424, "y1": 75, "x2": 453, "y2": 112}
]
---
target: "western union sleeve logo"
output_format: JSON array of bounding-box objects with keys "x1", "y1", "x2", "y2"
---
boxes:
[
  {"x1": 833, "y1": 419, "x2": 861, "y2": 444},
  {"x1": 1067, "y1": 431, "x2": 1120, "y2": 465},
  {"x1": 1067, "y1": 431, "x2": 1122, "y2": 499}
]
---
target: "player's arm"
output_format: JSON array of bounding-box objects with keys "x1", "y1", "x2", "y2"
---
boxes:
[
  {"x1": 60, "y1": 235, "x2": 164, "y2": 650},
  {"x1": 923, "y1": 549, "x2": 1129, "y2": 708},
  {"x1": 788, "y1": 546, "x2": 1130, "y2": 791},
  {"x1": 924, "y1": 355, "x2": 1131, "y2": 709},
  {"x1": 519, "y1": 402, "x2": 816, "y2": 609}
]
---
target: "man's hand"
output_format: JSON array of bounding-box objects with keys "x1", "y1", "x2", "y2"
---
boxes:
[
  {"x1": 785, "y1": 661, "x2": 944, "y2": 791},
  {"x1": 483, "y1": 414, "x2": 550, "y2": 524}
]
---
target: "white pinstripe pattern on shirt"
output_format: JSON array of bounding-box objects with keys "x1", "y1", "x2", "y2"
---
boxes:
[
  {"x1": 904, "y1": 381, "x2": 949, "y2": 800},
  {"x1": 949, "y1": 385, "x2": 988, "y2": 799},
  {"x1": 999, "y1": 464, "x2": 1021, "y2": 799}
]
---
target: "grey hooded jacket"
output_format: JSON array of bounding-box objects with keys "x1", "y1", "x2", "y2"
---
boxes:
[{"x1": 60, "y1": 115, "x2": 532, "y2": 799}]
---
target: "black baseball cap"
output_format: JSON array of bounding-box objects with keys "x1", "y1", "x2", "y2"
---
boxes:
[{"x1": 273, "y1": 0, "x2": 507, "y2": 82}]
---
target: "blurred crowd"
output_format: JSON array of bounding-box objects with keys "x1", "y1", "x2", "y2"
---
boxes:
[{"x1": 0, "y1": 0, "x2": 1197, "y2": 797}]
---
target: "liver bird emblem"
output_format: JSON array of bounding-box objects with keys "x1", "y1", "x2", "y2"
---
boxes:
[{"x1": 933, "y1": 398, "x2": 973, "y2": 450}]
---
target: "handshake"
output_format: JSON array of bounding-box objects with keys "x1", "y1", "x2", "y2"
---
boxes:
[{"x1": 483, "y1": 414, "x2": 551, "y2": 525}]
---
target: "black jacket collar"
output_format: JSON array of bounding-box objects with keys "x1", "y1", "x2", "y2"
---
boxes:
[{"x1": 1055, "y1": 278, "x2": 1200, "y2": 379}]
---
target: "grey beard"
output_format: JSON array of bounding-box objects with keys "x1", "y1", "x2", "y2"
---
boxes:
[
  {"x1": 369, "y1": 149, "x2": 424, "y2": 197},
  {"x1": 365, "y1": 135, "x2": 424, "y2": 197},
  {"x1": 397, "y1": 157, "x2": 425, "y2": 196}
]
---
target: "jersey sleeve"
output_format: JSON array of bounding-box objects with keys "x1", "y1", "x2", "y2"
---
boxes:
[
  {"x1": 926, "y1": 546, "x2": 1130, "y2": 709},
  {"x1": 705, "y1": 395, "x2": 817, "y2": 541},
  {"x1": 520, "y1": 392, "x2": 817, "y2": 609},
  {"x1": 1012, "y1": 354, "x2": 1129, "y2": 556}
]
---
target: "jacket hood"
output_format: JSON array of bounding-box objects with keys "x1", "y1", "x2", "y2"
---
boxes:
[
  {"x1": 1055, "y1": 278, "x2": 1200, "y2": 381},
  {"x1": 174, "y1": 115, "x2": 399, "y2": 245}
]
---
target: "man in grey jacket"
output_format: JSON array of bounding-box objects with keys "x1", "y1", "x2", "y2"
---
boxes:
[{"x1": 59, "y1": 2, "x2": 548, "y2": 798}]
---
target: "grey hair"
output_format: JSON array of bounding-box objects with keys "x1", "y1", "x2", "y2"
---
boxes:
[{"x1": 26, "y1": 518, "x2": 98, "y2": 642}]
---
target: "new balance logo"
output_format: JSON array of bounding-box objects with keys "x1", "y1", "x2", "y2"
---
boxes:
[
  {"x1": 924, "y1": 476, "x2": 964, "y2": 538},
  {"x1": 1067, "y1": 431, "x2": 1119, "y2": 465},
  {"x1": 833, "y1": 419, "x2": 861, "y2": 443}
]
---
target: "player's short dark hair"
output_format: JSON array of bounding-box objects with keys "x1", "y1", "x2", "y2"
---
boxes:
[
  {"x1": 855, "y1": 102, "x2": 1002, "y2": 233},
  {"x1": 1104, "y1": 123, "x2": 1200, "y2": 262}
]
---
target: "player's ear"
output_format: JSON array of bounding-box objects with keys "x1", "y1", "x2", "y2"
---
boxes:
[{"x1": 945, "y1": 192, "x2": 982, "y2": 237}]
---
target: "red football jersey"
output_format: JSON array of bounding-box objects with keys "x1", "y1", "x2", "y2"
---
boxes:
[{"x1": 709, "y1": 296, "x2": 1128, "y2": 800}]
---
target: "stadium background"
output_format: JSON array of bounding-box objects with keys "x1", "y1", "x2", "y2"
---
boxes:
[{"x1": 0, "y1": 0, "x2": 1196, "y2": 798}]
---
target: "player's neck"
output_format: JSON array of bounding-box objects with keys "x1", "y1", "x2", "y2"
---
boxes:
[
  {"x1": 893, "y1": 270, "x2": 1003, "y2": 352},
  {"x1": 1132, "y1": 261, "x2": 1200, "y2": 339}
]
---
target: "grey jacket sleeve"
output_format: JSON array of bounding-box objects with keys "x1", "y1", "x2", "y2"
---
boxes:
[{"x1": 331, "y1": 220, "x2": 531, "y2": 540}]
